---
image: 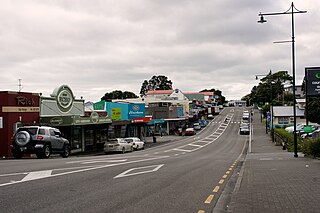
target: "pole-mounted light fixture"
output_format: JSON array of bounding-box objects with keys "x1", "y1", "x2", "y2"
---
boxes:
[{"x1": 257, "y1": 2, "x2": 306, "y2": 158}]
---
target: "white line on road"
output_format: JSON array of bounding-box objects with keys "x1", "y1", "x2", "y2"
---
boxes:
[
  {"x1": 114, "y1": 164, "x2": 164, "y2": 179},
  {"x1": 22, "y1": 170, "x2": 52, "y2": 181},
  {"x1": 0, "y1": 155, "x2": 170, "y2": 187},
  {"x1": 188, "y1": 144, "x2": 203, "y2": 148}
]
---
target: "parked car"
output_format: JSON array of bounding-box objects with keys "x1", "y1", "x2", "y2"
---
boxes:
[
  {"x1": 207, "y1": 114, "x2": 214, "y2": 119},
  {"x1": 200, "y1": 120, "x2": 207, "y2": 127},
  {"x1": 104, "y1": 138, "x2": 133, "y2": 154},
  {"x1": 301, "y1": 129, "x2": 320, "y2": 139},
  {"x1": 285, "y1": 123, "x2": 305, "y2": 133},
  {"x1": 193, "y1": 123, "x2": 201, "y2": 130},
  {"x1": 240, "y1": 122, "x2": 250, "y2": 128},
  {"x1": 124, "y1": 137, "x2": 145, "y2": 150},
  {"x1": 11, "y1": 126, "x2": 70, "y2": 159},
  {"x1": 184, "y1": 128, "x2": 196, "y2": 136},
  {"x1": 239, "y1": 126, "x2": 250, "y2": 135}
]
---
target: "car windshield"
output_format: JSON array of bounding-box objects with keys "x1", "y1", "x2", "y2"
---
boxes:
[
  {"x1": 107, "y1": 139, "x2": 118, "y2": 144},
  {"x1": 18, "y1": 127, "x2": 38, "y2": 135},
  {"x1": 125, "y1": 139, "x2": 133, "y2": 142}
]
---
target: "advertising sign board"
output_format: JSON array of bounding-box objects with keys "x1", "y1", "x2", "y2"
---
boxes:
[
  {"x1": 306, "y1": 67, "x2": 320, "y2": 97},
  {"x1": 111, "y1": 108, "x2": 122, "y2": 120}
]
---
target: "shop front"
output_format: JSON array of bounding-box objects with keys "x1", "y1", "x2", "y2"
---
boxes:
[
  {"x1": 0, "y1": 91, "x2": 40, "y2": 157},
  {"x1": 40, "y1": 85, "x2": 112, "y2": 153},
  {"x1": 106, "y1": 101, "x2": 149, "y2": 140}
]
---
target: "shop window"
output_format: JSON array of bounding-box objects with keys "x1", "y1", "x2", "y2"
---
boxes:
[
  {"x1": 72, "y1": 126, "x2": 82, "y2": 150},
  {"x1": 278, "y1": 117, "x2": 289, "y2": 124}
]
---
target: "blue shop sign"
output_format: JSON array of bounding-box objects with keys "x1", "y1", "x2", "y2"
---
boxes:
[{"x1": 128, "y1": 103, "x2": 145, "y2": 119}]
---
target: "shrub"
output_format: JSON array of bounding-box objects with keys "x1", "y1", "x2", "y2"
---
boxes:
[
  {"x1": 303, "y1": 138, "x2": 320, "y2": 158},
  {"x1": 274, "y1": 128, "x2": 303, "y2": 152}
]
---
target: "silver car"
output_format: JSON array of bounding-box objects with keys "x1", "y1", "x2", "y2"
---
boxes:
[
  {"x1": 124, "y1": 137, "x2": 145, "y2": 150},
  {"x1": 104, "y1": 138, "x2": 133, "y2": 154}
]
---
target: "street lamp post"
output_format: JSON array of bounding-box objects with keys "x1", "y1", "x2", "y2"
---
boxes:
[
  {"x1": 257, "y1": 2, "x2": 306, "y2": 158},
  {"x1": 256, "y1": 70, "x2": 273, "y2": 140}
]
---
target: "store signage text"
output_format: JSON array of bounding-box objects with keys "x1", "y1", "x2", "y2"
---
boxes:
[
  {"x1": 16, "y1": 96, "x2": 36, "y2": 106},
  {"x1": 306, "y1": 67, "x2": 320, "y2": 97},
  {"x1": 2, "y1": 106, "x2": 40, "y2": 113}
]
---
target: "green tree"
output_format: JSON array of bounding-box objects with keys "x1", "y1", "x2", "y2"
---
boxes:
[
  {"x1": 249, "y1": 71, "x2": 293, "y2": 106},
  {"x1": 139, "y1": 75, "x2": 173, "y2": 96},
  {"x1": 101, "y1": 90, "x2": 138, "y2": 101},
  {"x1": 200, "y1": 88, "x2": 226, "y2": 105}
]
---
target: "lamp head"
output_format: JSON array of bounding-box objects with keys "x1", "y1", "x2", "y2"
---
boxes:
[{"x1": 258, "y1": 15, "x2": 267, "y2": 23}]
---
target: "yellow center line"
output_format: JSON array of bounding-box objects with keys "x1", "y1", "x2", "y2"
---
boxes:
[
  {"x1": 204, "y1": 195, "x2": 214, "y2": 204},
  {"x1": 226, "y1": 171, "x2": 230, "y2": 174},
  {"x1": 213, "y1": 186, "x2": 220, "y2": 193},
  {"x1": 198, "y1": 211, "x2": 205, "y2": 213},
  {"x1": 222, "y1": 175, "x2": 227, "y2": 179},
  {"x1": 219, "y1": 179, "x2": 224, "y2": 184}
]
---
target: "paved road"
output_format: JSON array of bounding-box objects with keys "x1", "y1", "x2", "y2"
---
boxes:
[{"x1": 0, "y1": 107, "x2": 248, "y2": 213}]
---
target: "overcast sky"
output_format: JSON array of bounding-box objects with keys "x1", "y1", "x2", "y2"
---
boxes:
[{"x1": 1, "y1": 0, "x2": 319, "y2": 102}]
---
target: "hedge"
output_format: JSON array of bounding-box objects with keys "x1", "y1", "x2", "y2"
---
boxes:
[{"x1": 302, "y1": 138, "x2": 320, "y2": 158}]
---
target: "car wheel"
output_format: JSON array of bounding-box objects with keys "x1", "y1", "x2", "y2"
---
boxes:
[
  {"x1": 142, "y1": 145, "x2": 145, "y2": 150},
  {"x1": 61, "y1": 145, "x2": 70, "y2": 158},
  {"x1": 136, "y1": 145, "x2": 139, "y2": 150},
  {"x1": 131, "y1": 146, "x2": 133, "y2": 152},
  {"x1": 13, "y1": 151, "x2": 23, "y2": 159},
  {"x1": 43, "y1": 145, "x2": 51, "y2": 158},
  {"x1": 122, "y1": 147, "x2": 125, "y2": 154}
]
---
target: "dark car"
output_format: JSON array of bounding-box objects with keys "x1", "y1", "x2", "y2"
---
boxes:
[{"x1": 11, "y1": 126, "x2": 70, "y2": 159}]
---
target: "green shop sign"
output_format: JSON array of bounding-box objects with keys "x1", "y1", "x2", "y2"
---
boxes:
[
  {"x1": 40, "y1": 113, "x2": 112, "y2": 126},
  {"x1": 94, "y1": 101, "x2": 105, "y2": 111}
]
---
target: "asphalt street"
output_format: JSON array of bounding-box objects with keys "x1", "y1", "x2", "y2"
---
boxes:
[{"x1": 0, "y1": 107, "x2": 248, "y2": 213}]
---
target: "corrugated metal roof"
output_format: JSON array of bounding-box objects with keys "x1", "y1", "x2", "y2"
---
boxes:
[
  {"x1": 272, "y1": 106, "x2": 304, "y2": 117},
  {"x1": 184, "y1": 93, "x2": 205, "y2": 101}
]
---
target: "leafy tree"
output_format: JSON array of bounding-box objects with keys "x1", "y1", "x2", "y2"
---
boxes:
[
  {"x1": 248, "y1": 71, "x2": 293, "y2": 106},
  {"x1": 139, "y1": 75, "x2": 173, "y2": 96},
  {"x1": 200, "y1": 88, "x2": 226, "y2": 105},
  {"x1": 101, "y1": 90, "x2": 138, "y2": 101}
]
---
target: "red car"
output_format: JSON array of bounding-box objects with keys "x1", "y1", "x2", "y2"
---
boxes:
[{"x1": 184, "y1": 128, "x2": 196, "y2": 136}]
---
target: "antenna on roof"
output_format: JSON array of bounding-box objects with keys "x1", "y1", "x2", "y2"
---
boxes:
[{"x1": 18, "y1": 79, "x2": 23, "y2": 92}]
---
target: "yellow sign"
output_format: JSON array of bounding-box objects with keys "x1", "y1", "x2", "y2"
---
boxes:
[
  {"x1": 111, "y1": 108, "x2": 122, "y2": 120},
  {"x1": 2, "y1": 106, "x2": 40, "y2": 113}
]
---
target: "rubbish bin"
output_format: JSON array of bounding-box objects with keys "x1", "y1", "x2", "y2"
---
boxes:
[{"x1": 153, "y1": 136, "x2": 156, "y2": 143}]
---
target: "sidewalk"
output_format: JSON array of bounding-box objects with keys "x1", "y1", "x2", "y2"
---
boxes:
[
  {"x1": 144, "y1": 134, "x2": 182, "y2": 148},
  {"x1": 226, "y1": 109, "x2": 320, "y2": 213}
]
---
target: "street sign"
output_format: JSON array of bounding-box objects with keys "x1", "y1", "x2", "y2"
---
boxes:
[{"x1": 304, "y1": 125, "x2": 313, "y2": 133}]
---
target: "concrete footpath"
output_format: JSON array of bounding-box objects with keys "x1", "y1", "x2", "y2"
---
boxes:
[{"x1": 225, "y1": 109, "x2": 320, "y2": 213}]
